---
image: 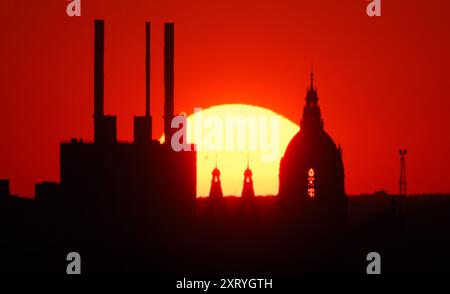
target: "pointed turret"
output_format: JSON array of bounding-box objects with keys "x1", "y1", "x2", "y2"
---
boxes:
[
  {"x1": 209, "y1": 156, "x2": 223, "y2": 200},
  {"x1": 301, "y1": 71, "x2": 323, "y2": 130},
  {"x1": 241, "y1": 155, "x2": 255, "y2": 199}
]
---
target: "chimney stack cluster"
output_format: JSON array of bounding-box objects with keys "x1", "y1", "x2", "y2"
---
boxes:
[{"x1": 93, "y1": 20, "x2": 176, "y2": 145}]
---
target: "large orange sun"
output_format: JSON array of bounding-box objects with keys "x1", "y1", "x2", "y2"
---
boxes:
[{"x1": 181, "y1": 104, "x2": 299, "y2": 197}]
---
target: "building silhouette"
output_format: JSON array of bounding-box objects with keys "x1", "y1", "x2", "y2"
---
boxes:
[
  {"x1": 209, "y1": 165, "x2": 224, "y2": 200},
  {"x1": 0, "y1": 20, "x2": 352, "y2": 273},
  {"x1": 0, "y1": 180, "x2": 9, "y2": 199},
  {"x1": 206, "y1": 157, "x2": 225, "y2": 218},
  {"x1": 279, "y1": 72, "x2": 347, "y2": 226},
  {"x1": 59, "y1": 20, "x2": 196, "y2": 252},
  {"x1": 241, "y1": 161, "x2": 255, "y2": 199},
  {"x1": 5, "y1": 19, "x2": 450, "y2": 275}
]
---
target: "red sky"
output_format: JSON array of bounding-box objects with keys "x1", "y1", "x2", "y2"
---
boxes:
[{"x1": 1, "y1": 0, "x2": 450, "y2": 197}]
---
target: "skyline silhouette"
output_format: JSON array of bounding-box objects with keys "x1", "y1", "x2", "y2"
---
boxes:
[
  {"x1": 0, "y1": 18, "x2": 419, "y2": 200},
  {"x1": 1, "y1": 19, "x2": 450, "y2": 275},
  {"x1": 2, "y1": 0, "x2": 450, "y2": 197},
  {"x1": 2, "y1": 1, "x2": 450, "y2": 276}
]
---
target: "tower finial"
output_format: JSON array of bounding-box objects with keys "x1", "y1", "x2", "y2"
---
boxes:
[
  {"x1": 247, "y1": 151, "x2": 250, "y2": 169},
  {"x1": 301, "y1": 66, "x2": 323, "y2": 129}
]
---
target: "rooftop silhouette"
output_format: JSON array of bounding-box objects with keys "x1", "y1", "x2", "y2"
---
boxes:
[{"x1": 1, "y1": 20, "x2": 450, "y2": 275}]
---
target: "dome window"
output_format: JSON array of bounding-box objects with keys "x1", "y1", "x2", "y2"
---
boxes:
[{"x1": 307, "y1": 168, "x2": 315, "y2": 198}]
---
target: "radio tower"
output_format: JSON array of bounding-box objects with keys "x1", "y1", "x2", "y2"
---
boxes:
[{"x1": 399, "y1": 149, "x2": 407, "y2": 196}]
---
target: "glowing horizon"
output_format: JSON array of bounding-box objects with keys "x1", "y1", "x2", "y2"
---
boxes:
[{"x1": 163, "y1": 104, "x2": 299, "y2": 197}]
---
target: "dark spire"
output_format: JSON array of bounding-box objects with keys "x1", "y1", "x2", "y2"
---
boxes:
[
  {"x1": 212, "y1": 153, "x2": 220, "y2": 183},
  {"x1": 307, "y1": 69, "x2": 317, "y2": 99},
  {"x1": 209, "y1": 154, "x2": 223, "y2": 199},
  {"x1": 301, "y1": 70, "x2": 323, "y2": 130},
  {"x1": 242, "y1": 153, "x2": 255, "y2": 199}
]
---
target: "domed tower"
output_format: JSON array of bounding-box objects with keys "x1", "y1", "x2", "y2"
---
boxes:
[
  {"x1": 241, "y1": 158, "x2": 255, "y2": 199},
  {"x1": 279, "y1": 72, "x2": 346, "y2": 224}
]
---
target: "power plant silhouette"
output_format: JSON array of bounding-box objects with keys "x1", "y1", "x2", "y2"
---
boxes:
[{"x1": 2, "y1": 20, "x2": 450, "y2": 275}]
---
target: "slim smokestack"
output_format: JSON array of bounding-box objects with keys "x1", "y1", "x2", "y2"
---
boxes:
[
  {"x1": 164, "y1": 23, "x2": 174, "y2": 144},
  {"x1": 145, "y1": 22, "x2": 150, "y2": 117},
  {"x1": 133, "y1": 21, "x2": 153, "y2": 144},
  {"x1": 94, "y1": 20, "x2": 104, "y2": 118},
  {"x1": 94, "y1": 20, "x2": 117, "y2": 144}
]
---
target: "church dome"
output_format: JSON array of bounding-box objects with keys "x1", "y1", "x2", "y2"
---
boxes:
[
  {"x1": 278, "y1": 72, "x2": 345, "y2": 204},
  {"x1": 283, "y1": 128, "x2": 338, "y2": 167}
]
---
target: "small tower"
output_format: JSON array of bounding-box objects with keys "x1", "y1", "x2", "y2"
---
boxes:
[
  {"x1": 209, "y1": 155, "x2": 223, "y2": 200},
  {"x1": 391, "y1": 148, "x2": 407, "y2": 218},
  {"x1": 241, "y1": 155, "x2": 255, "y2": 199}
]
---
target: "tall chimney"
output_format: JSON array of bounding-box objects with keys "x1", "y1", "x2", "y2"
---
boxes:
[
  {"x1": 164, "y1": 23, "x2": 174, "y2": 144},
  {"x1": 145, "y1": 22, "x2": 150, "y2": 117},
  {"x1": 133, "y1": 21, "x2": 153, "y2": 144},
  {"x1": 94, "y1": 20, "x2": 117, "y2": 144},
  {"x1": 94, "y1": 20, "x2": 104, "y2": 119}
]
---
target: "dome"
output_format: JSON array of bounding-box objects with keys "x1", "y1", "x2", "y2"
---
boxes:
[
  {"x1": 278, "y1": 72, "x2": 345, "y2": 204},
  {"x1": 279, "y1": 127, "x2": 344, "y2": 201},
  {"x1": 283, "y1": 128, "x2": 338, "y2": 167}
]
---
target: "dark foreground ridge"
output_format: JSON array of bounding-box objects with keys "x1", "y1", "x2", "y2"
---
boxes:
[{"x1": 2, "y1": 192, "x2": 450, "y2": 274}]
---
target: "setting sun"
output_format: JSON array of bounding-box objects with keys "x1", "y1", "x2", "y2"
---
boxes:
[{"x1": 180, "y1": 104, "x2": 299, "y2": 197}]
